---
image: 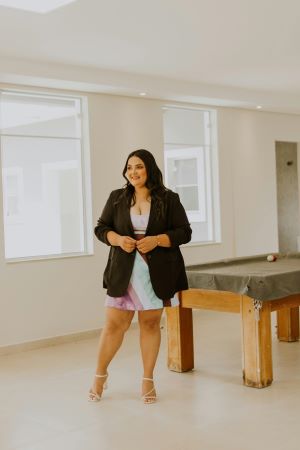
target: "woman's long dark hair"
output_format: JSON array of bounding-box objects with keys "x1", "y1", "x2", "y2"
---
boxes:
[{"x1": 122, "y1": 149, "x2": 167, "y2": 218}]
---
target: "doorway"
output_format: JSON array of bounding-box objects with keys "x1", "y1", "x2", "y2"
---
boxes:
[{"x1": 275, "y1": 141, "x2": 300, "y2": 252}]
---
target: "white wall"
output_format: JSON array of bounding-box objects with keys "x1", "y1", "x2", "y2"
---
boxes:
[
  {"x1": 298, "y1": 145, "x2": 300, "y2": 250},
  {"x1": 227, "y1": 110, "x2": 300, "y2": 257},
  {"x1": 1, "y1": 86, "x2": 300, "y2": 347}
]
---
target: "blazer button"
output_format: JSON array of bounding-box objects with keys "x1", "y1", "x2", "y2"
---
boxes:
[{"x1": 148, "y1": 254, "x2": 152, "y2": 260}]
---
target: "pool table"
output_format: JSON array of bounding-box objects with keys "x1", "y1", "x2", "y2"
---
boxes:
[{"x1": 166, "y1": 253, "x2": 300, "y2": 388}]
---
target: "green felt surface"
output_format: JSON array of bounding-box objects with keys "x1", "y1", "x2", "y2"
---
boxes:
[{"x1": 186, "y1": 254, "x2": 300, "y2": 301}]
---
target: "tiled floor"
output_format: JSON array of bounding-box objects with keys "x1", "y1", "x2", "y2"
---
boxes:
[{"x1": 1, "y1": 310, "x2": 300, "y2": 450}]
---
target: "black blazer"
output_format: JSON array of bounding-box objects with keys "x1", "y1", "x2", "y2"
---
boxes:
[{"x1": 94, "y1": 188, "x2": 192, "y2": 299}]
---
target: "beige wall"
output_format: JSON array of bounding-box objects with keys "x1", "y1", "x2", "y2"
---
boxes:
[
  {"x1": 1, "y1": 86, "x2": 300, "y2": 347},
  {"x1": 228, "y1": 110, "x2": 300, "y2": 257}
]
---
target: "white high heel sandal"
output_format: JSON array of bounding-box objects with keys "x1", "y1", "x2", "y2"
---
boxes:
[
  {"x1": 88, "y1": 374, "x2": 108, "y2": 402},
  {"x1": 142, "y1": 377, "x2": 157, "y2": 404}
]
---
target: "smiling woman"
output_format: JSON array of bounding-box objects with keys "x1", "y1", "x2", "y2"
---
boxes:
[
  {"x1": 126, "y1": 157, "x2": 148, "y2": 193},
  {"x1": 90, "y1": 148, "x2": 192, "y2": 404}
]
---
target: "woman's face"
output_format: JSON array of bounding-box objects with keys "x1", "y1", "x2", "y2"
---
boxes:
[{"x1": 126, "y1": 156, "x2": 147, "y2": 188}]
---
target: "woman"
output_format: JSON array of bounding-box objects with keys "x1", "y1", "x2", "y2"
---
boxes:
[{"x1": 89, "y1": 149, "x2": 192, "y2": 404}]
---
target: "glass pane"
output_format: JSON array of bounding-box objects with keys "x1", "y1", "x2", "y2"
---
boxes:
[
  {"x1": 189, "y1": 221, "x2": 210, "y2": 243},
  {"x1": 163, "y1": 108, "x2": 210, "y2": 146},
  {"x1": 1, "y1": 135, "x2": 85, "y2": 258},
  {"x1": 176, "y1": 186, "x2": 199, "y2": 211},
  {"x1": 7, "y1": 195, "x2": 19, "y2": 216},
  {"x1": 0, "y1": 92, "x2": 81, "y2": 138},
  {"x1": 167, "y1": 157, "x2": 198, "y2": 186}
]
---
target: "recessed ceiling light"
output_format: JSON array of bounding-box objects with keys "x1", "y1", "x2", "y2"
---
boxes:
[
  {"x1": 256, "y1": 105, "x2": 262, "y2": 109},
  {"x1": 139, "y1": 92, "x2": 147, "y2": 96},
  {"x1": 0, "y1": 0, "x2": 77, "y2": 13}
]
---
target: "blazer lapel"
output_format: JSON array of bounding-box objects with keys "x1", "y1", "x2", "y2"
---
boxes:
[
  {"x1": 121, "y1": 196, "x2": 135, "y2": 237},
  {"x1": 145, "y1": 199, "x2": 155, "y2": 236}
]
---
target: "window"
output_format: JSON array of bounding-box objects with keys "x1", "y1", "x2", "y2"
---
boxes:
[
  {"x1": 0, "y1": 90, "x2": 92, "y2": 260},
  {"x1": 163, "y1": 106, "x2": 220, "y2": 244}
]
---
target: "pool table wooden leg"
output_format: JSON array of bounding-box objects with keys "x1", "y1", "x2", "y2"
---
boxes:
[
  {"x1": 277, "y1": 307, "x2": 299, "y2": 342},
  {"x1": 165, "y1": 303, "x2": 194, "y2": 372},
  {"x1": 240, "y1": 296, "x2": 273, "y2": 388}
]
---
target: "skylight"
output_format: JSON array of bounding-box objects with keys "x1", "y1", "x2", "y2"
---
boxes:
[{"x1": 0, "y1": 0, "x2": 77, "y2": 13}]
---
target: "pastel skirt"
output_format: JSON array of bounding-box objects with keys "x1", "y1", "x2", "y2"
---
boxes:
[{"x1": 105, "y1": 213, "x2": 179, "y2": 311}]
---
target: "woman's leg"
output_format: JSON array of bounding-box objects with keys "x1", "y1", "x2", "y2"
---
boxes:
[
  {"x1": 138, "y1": 308, "x2": 164, "y2": 401},
  {"x1": 90, "y1": 307, "x2": 135, "y2": 396}
]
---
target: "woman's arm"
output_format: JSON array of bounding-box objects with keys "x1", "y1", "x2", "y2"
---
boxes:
[
  {"x1": 94, "y1": 191, "x2": 136, "y2": 252},
  {"x1": 136, "y1": 233, "x2": 171, "y2": 254},
  {"x1": 136, "y1": 192, "x2": 191, "y2": 253},
  {"x1": 155, "y1": 234, "x2": 171, "y2": 247},
  {"x1": 107, "y1": 231, "x2": 136, "y2": 253},
  {"x1": 164, "y1": 192, "x2": 192, "y2": 247},
  {"x1": 94, "y1": 191, "x2": 116, "y2": 245}
]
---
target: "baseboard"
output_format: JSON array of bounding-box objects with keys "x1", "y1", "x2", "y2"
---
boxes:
[
  {"x1": 0, "y1": 321, "x2": 143, "y2": 357},
  {"x1": 0, "y1": 328, "x2": 102, "y2": 357}
]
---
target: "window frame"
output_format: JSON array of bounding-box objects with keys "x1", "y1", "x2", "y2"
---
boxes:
[
  {"x1": 162, "y1": 105, "x2": 221, "y2": 246},
  {"x1": 0, "y1": 88, "x2": 93, "y2": 262},
  {"x1": 164, "y1": 146, "x2": 207, "y2": 222}
]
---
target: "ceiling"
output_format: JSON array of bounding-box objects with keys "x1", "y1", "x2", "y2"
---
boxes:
[{"x1": 0, "y1": 0, "x2": 300, "y2": 113}]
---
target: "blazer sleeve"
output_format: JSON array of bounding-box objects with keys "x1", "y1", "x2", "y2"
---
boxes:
[
  {"x1": 164, "y1": 192, "x2": 192, "y2": 247},
  {"x1": 94, "y1": 191, "x2": 116, "y2": 246}
]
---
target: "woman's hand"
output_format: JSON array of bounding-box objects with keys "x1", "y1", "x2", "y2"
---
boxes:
[
  {"x1": 118, "y1": 236, "x2": 137, "y2": 253},
  {"x1": 136, "y1": 236, "x2": 157, "y2": 254}
]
